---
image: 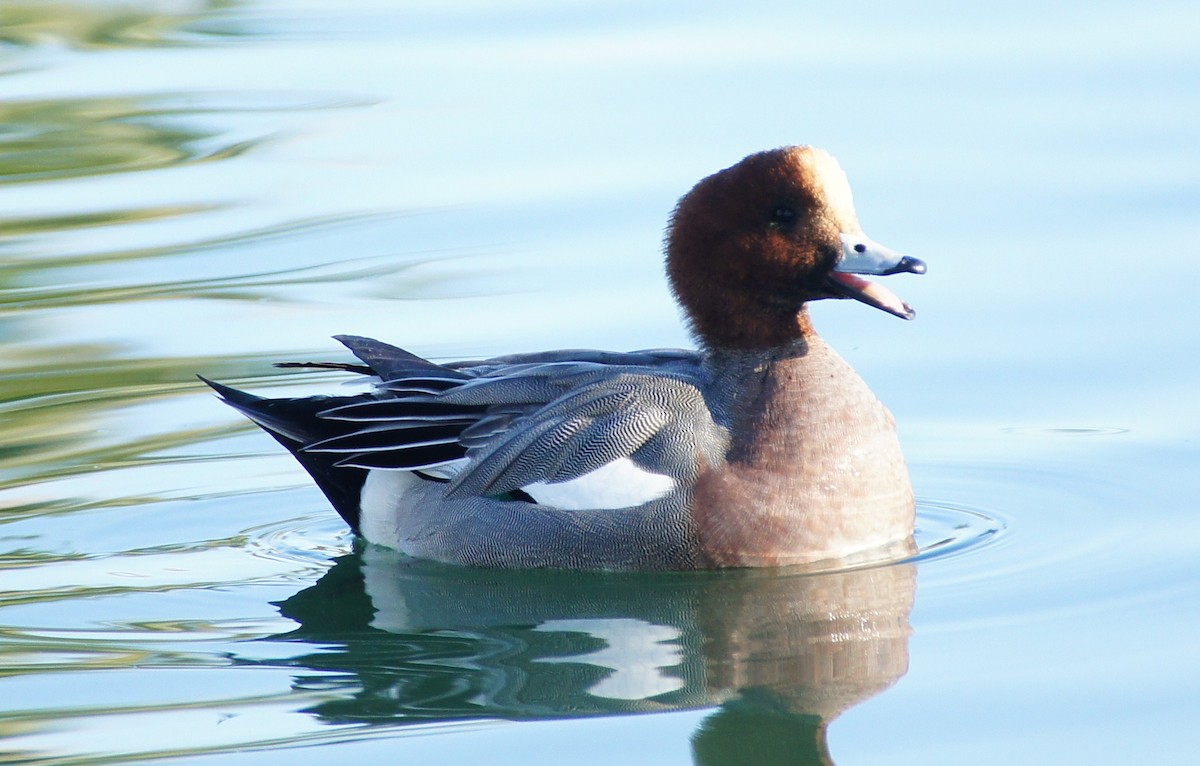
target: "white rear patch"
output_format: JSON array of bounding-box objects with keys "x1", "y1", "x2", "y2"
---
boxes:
[
  {"x1": 523, "y1": 457, "x2": 675, "y2": 510},
  {"x1": 359, "y1": 469, "x2": 423, "y2": 550}
]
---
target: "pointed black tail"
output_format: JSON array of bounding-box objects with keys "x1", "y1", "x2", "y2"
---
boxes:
[{"x1": 201, "y1": 376, "x2": 370, "y2": 532}]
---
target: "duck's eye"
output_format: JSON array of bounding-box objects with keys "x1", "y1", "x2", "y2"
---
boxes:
[
  {"x1": 770, "y1": 206, "x2": 796, "y2": 226},
  {"x1": 854, "y1": 243, "x2": 866, "y2": 253}
]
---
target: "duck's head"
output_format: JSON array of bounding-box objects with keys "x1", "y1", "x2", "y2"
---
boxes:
[{"x1": 666, "y1": 146, "x2": 925, "y2": 349}]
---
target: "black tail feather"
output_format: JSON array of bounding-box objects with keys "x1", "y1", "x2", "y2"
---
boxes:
[
  {"x1": 200, "y1": 376, "x2": 370, "y2": 531},
  {"x1": 334, "y1": 335, "x2": 470, "y2": 383}
]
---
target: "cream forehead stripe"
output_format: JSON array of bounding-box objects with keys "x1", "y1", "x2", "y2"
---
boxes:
[{"x1": 801, "y1": 148, "x2": 860, "y2": 232}]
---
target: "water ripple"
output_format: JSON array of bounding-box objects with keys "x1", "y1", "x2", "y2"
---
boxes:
[
  {"x1": 241, "y1": 512, "x2": 353, "y2": 568},
  {"x1": 913, "y1": 499, "x2": 1006, "y2": 564}
]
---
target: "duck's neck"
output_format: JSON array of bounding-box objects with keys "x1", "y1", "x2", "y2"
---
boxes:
[{"x1": 694, "y1": 323, "x2": 914, "y2": 567}]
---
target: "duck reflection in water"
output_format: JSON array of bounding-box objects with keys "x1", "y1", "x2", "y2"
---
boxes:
[{"x1": 256, "y1": 548, "x2": 915, "y2": 765}]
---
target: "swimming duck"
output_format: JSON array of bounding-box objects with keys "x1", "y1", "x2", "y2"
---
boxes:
[{"x1": 205, "y1": 146, "x2": 925, "y2": 570}]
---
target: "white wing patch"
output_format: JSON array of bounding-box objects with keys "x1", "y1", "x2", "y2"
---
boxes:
[{"x1": 522, "y1": 457, "x2": 675, "y2": 510}]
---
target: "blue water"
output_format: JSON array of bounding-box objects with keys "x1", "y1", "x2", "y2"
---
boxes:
[{"x1": 2, "y1": 1, "x2": 1199, "y2": 763}]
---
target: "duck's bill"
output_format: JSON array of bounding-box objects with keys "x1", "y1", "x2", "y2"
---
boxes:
[{"x1": 828, "y1": 233, "x2": 926, "y2": 320}]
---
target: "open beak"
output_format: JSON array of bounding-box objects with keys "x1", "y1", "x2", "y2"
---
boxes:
[{"x1": 826, "y1": 233, "x2": 926, "y2": 319}]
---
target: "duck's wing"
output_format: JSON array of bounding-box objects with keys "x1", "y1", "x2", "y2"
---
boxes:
[
  {"x1": 446, "y1": 371, "x2": 718, "y2": 502},
  {"x1": 309, "y1": 337, "x2": 715, "y2": 503}
]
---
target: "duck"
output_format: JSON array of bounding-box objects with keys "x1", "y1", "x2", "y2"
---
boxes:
[{"x1": 205, "y1": 146, "x2": 925, "y2": 571}]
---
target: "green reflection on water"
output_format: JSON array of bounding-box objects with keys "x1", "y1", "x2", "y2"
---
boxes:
[
  {"x1": 0, "y1": 212, "x2": 421, "y2": 312},
  {"x1": 0, "y1": 95, "x2": 264, "y2": 185},
  {"x1": 0, "y1": 59, "x2": 387, "y2": 506},
  {"x1": 0, "y1": 1, "x2": 247, "y2": 50},
  {"x1": 0, "y1": 351, "x2": 296, "y2": 497},
  {"x1": 0, "y1": 205, "x2": 210, "y2": 241}
]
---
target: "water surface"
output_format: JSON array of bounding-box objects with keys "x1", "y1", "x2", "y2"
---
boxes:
[{"x1": 2, "y1": 1, "x2": 1199, "y2": 763}]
